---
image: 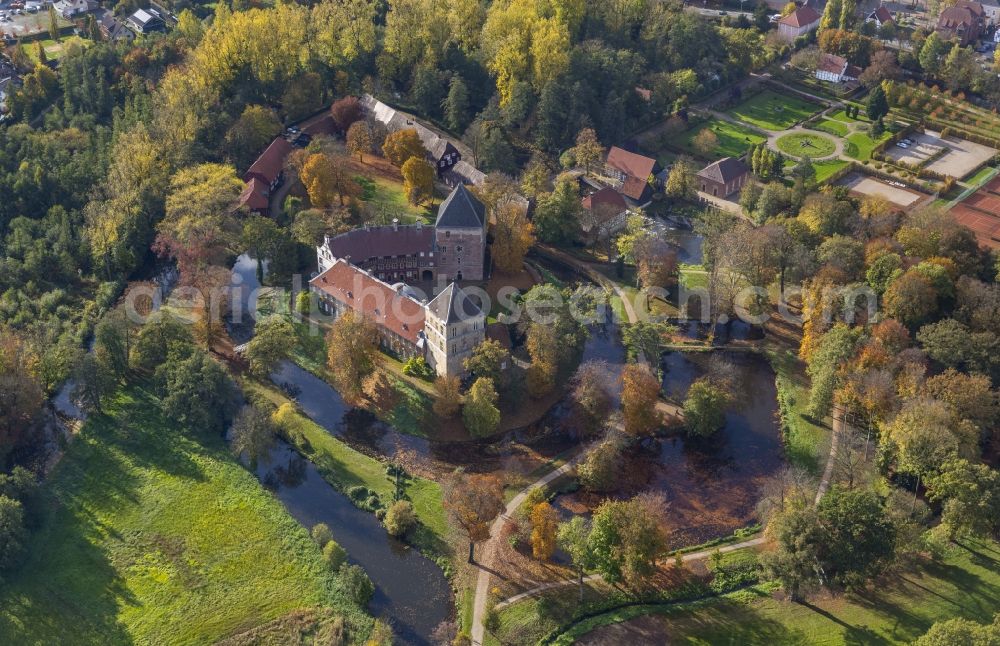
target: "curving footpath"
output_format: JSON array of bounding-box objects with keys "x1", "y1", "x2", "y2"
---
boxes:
[{"x1": 474, "y1": 406, "x2": 848, "y2": 641}]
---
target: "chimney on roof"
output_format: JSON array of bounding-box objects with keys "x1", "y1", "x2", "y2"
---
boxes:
[{"x1": 392, "y1": 218, "x2": 399, "y2": 231}]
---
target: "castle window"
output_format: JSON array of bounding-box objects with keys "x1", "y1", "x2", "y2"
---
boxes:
[
  {"x1": 445, "y1": 231, "x2": 450, "y2": 238},
  {"x1": 456, "y1": 245, "x2": 463, "y2": 253}
]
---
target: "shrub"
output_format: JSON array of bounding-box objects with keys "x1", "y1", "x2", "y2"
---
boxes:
[
  {"x1": 402, "y1": 356, "x2": 435, "y2": 380},
  {"x1": 312, "y1": 522, "x2": 333, "y2": 547},
  {"x1": 340, "y1": 564, "x2": 375, "y2": 606},
  {"x1": 385, "y1": 500, "x2": 417, "y2": 537},
  {"x1": 323, "y1": 539, "x2": 348, "y2": 571}
]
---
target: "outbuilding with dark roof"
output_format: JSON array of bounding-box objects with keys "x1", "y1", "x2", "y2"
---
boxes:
[{"x1": 697, "y1": 157, "x2": 750, "y2": 198}]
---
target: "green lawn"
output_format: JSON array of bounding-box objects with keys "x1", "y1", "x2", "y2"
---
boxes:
[
  {"x1": 766, "y1": 348, "x2": 828, "y2": 474},
  {"x1": 844, "y1": 130, "x2": 891, "y2": 161},
  {"x1": 811, "y1": 118, "x2": 849, "y2": 137},
  {"x1": 679, "y1": 119, "x2": 767, "y2": 159},
  {"x1": 355, "y1": 175, "x2": 436, "y2": 224},
  {"x1": 563, "y1": 539, "x2": 1000, "y2": 645},
  {"x1": 776, "y1": 133, "x2": 837, "y2": 158},
  {"x1": 827, "y1": 107, "x2": 870, "y2": 124},
  {"x1": 24, "y1": 36, "x2": 89, "y2": 64},
  {"x1": 813, "y1": 159, "x2": 850, "y2": 183},
  {"x1": 963, "y1": 164, "x2": 997, "y2": 185},
  {"x1": 0, "y1": 385, "x2": 371, "y2": 644},
  {"x1": 727, "y1": 90, "x2": 822, "y2": 131},
  {"x1": 246, "y1": 381, "x2": 452, "y2": 565}
]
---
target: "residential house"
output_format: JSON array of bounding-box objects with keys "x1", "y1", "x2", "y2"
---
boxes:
[
  {"x1": 126, "y1": 8, "x2": 165, "y2": 35},
  {"x1": 603, "y1": 146, "x2": 661, "y2": 205},
  {"x1": 361, "y1": 94, "x2": 462, "y2": 175},
  {"x1": 96, "y1": 9, "x2": 134, "y2": 42},
  {"x1": 696, "y1": 157, "x2": 749, "y2": 198},
  {"x1": 54, "y1": 0, "x2": 96, "y2": 19},
  {"x1": 937, "y1": 0, "x2": 985, "y2": 46},
  {"x1": 580, "y1": 186, "x2": 629, "y2": 239},
  {"x1": 777, "y1": 6, "x2": 821, "y2": 42},
  {"x1": 815, "y1": 53, "x2": 861, "y2": 83},
  {"x1": 244, "y1": 137, "x2": 293, "y2": 192},
  {"x1": 238, "y1": 178, "x2": 270, "y2": 216},
  {"x1": 866, "y1": 6, "x2": 894, "y2": 27}
]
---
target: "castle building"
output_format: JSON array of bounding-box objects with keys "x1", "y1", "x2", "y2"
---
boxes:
[
  {"x1": 310, "y1": 184, "x2": 489, "y2": 376},
  {"x1": 317, "y1": 184, "x2": 487, "y2": 283}
]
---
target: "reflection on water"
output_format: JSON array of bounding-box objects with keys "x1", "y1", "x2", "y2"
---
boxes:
[
  {"x1": 251, "y1": 439, "x2": 451, "y2": 646},
  {"x1": 555, "y1": 350, "x2": 783, "y2": 549}
]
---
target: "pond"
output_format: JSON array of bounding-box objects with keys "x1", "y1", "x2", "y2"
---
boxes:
[
  {"x1": 248, "y1": 438, "x2": 452, "y2": 646},
  {"x1": 270, "y1": 318, "x2": 626, "y2": 476},
  {"x1": 553, "y1": 350, "x2": 784, "y2": 549}
]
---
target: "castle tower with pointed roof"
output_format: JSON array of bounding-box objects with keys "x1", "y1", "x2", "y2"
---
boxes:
[
  {"x1": 434, "y1": 184, "x2": 487, "y2": 282},
  {"x1": 423, "y1": 282, "x2": 486, "y2": 376}
]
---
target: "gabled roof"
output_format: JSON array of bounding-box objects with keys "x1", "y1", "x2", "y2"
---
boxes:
[
  {"x1": 697, "y1": 157, "x2": 749, "y2": 184},
  {"x1": 869, "y1": 6, "x2": 893, "y2": 23},
  {"x1": 606, "y1": 146, "x2": 658, "y2": 183},
  {"x1": 360, "y1": 94, "x2": 462, "y2": 162},
  {"x1": 426, "y1": 283, "x2": 483, "y2": 324},
  {"x1": 239, "y1": 178, "x2": 269, "y2": 211},
  {"x1": 779, "y1": 6, "x2": 821, "y2": 27},
  {"x1": 817, "y1": 53, "x2": 849, "y2": 75},
  {"x1": 435, "y1": 184, "x2": 486, "y2": 229},
  {"x1": 956, "y1": 0, "x2": 985, "y2": 17},
  {"x1": 244, "y1": 137, "x2": 293, "y2": 184},
  {"x1": 582, "y1": 186, "x2": 627, "y2": 211},
  {"x1": 938, "y1": 5, "x2": 977, "y2": 28},
  {"x1": 310, "y1": 259, "x2": 426, "y2": 344}
]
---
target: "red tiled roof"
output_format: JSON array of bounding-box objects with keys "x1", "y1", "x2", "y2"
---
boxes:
[
  {"x1": 606, "y1": 147, "x2": 657, "y2": 183},
  {"x1": 582, "y1": 186, "x2": 627, "y2": 211},
  {"x1": 310, "y1": 260, "x2": 425, "y2": 344},
  {"x1": 779, "y1": 6, "x2": 821, "y2": 27},
  {"x1": 817, "y1": 53, "x2": 848, "y2": 75},
  {"x1": 621, "y1": 175, "x2": 649, "y2": 202},
  {"x1": 956, "y1": 0, "x2": 985, "y2": 17},
  {"x1": 244, "y1": 137, "x2": 293, "y2": 184},
  {"x1": 938, "y1": 6, "x2": 976, "y2": 28},
  {"x1": 697, "y1": 157, "x2": 749, "y2": 184},
  {"x1": 871, "y1": 6, "x2": 893, "y2": 23},
  {"x1": 239, "y1": 177, "x2": 269, "y2": 211}
]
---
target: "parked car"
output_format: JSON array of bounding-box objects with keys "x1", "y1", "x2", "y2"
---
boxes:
[{"x1": 898, "y1": 142, "x2": 909, "y2": 148}]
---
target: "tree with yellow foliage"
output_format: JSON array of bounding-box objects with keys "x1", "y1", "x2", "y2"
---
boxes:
[
  {"x1": 326, "y1": 311, "x2": 383, "y2": 405},
  {"x1": 382, "y1": 129, "x2": 429, "y2": 167},
  {"x1": 490, "y1": 202, "x2": 535, "y2": 274},
  {"x1": 401, "y1": 157, "x2": 435, "y2": 205},
  {"x1": 530, "y1": 502, "x2": 559, "y2": 560}
]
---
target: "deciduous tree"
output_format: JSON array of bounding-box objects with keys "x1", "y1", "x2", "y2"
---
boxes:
[
  {"x1": 530, "y1": 501, "x2": 558, "y2": 560},
  {"x1": 463, "y1": 377, "x2": 500, "y2": 437},
  {"x1": 401, "y1": 157, "x2": 435, "y2": 205},
  {"x1": 683, "y1": 378, "x2": 730, "y2": 437},
  {"x1": 621, "y1": 363, "x2": 661, "y2": 438},
  {"x1": 432, "y1": 375, "x2": 463, "y2": 418},
  {"x1": 443, "y1": 472, "x2": 504, "y2": 562},
  {"x1": 588, "y1": 493, "x2": 669, "y2": 585},
  {"x1": 326, "y1": 311, "x2": 383, "y2": 405},
  {"x1": 491, "y1": 202, "x2": 535, "y2": 274},
  {"x1": 382, "y1": 129, "x2": 428, "y2": 167},
  {"x1": 230, "y1": 405, "x2": 276, "y2": 470}
]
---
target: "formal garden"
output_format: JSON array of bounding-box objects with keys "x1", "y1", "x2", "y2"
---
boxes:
[{"x1": 725, "y1": 89, "x2": 822, "y2": 132}]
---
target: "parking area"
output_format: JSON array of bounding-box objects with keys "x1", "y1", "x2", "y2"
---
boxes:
[
  {"x1": 838, "y1": 173, "x2": 928, "y2": 209},
  {"x1": 884, "y1": 130, "x2": 996, "y2": 179},
  {"x1": 0, "y1": 2, "x2": 67, "y2": 39}
]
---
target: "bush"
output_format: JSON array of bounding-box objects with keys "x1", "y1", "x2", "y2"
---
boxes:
[
  {"x1": 384, "y1": 500, "x2": 417, "y2": 537},
  {"x1": 0, "y1": 495, "x2": 26, "y2": 572},
  {"x1": 340, "y1": 564, "x2": 375, "y2": 606},
  {"x1": 311, "y1": 522, "x2": 333, "y2": 547},
  {"x1": 323, "y1": 539, "x2": 348, "y2": 572},
  {"x1": 296, "y1": 290, "x2": 312, "y2": 315},
  {"x1": 402, "y1": 356, "x2": 435, "y2": 380}
]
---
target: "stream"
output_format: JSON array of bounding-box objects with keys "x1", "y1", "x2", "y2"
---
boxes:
[{"x1": 249, "y1": 438, "x2": 451, "y2": 646}]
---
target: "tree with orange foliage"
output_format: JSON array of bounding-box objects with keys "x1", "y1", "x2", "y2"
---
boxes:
[
  {"x1": 432, "y1": 375, "x2": 463, "y2": 418},
  {"x1": 530, "y1": 502, "x2": 559, "y2": 561},
  {"x1": 491, "y1": 201, "x2": 535, "y2": 275},
  {"x1": 443, "y1": 472, "x2": 505, "y2": 563},
  {"x1": 621, "y1": 363, "x2": 662, "y2": 438},
  {"x1": 300, "y1": 153, "x2": 360, "y2": 207},
  {"x1": 326, "y1": 310, "x2": 383, "y2": 405}
]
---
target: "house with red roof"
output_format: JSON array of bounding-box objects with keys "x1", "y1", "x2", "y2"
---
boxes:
[
  {"x1": 777, "y1": 6, "x2": 821, "y2": 42},
  {"x1": 866, "y1": 5, "x2": 894, "y2": 27},
  {"x1": 603, "y1": 147, "x2": 662, "y2": 205},
  {"x1": 937, "y1": 0, "x2": 985, "y2": 46},
  {"x1": 581, "y1": 186, "x2": 629, "y2": 239},
  {"x1": 815, "y1": 53, "x2": 861, "y2": 84}
]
